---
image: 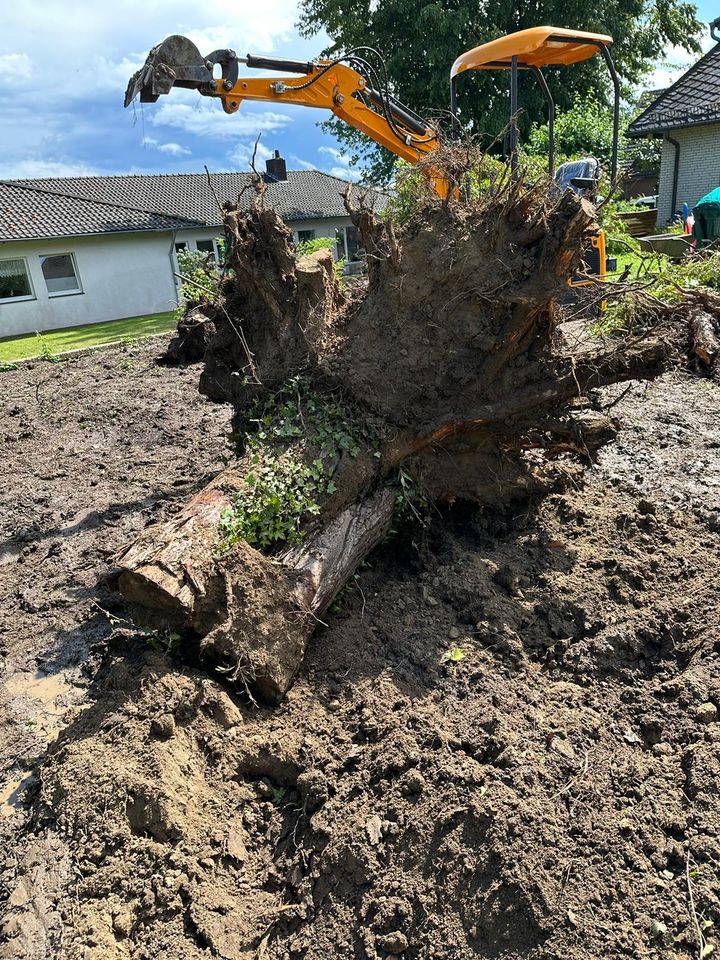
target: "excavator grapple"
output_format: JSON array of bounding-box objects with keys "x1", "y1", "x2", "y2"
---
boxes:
[{"x1": 124, "y1": 35, "x2": 219, "y2": 106}]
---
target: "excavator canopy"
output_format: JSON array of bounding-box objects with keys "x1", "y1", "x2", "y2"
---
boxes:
[{"x1": 450, "y1": 26, "x2": 613, "y2": 78}]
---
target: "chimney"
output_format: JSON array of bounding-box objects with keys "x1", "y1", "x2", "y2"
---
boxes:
[{"x1": 265, "y1": 149, "x2": 287, "y2": 181}]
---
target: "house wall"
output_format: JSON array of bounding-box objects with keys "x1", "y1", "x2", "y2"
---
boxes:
[
  {"x1": 657, "y1": 123, "x2": 720, "y2": 225},
  {"x1": 287, "y1": 217, "x2": 357, "y2": 258},
  {"x1": 0, "y1": 232, "x2": 178, "y2": 338},
  {"x1": 0, "y1": 216, "x2": 358, "y2": 339}
]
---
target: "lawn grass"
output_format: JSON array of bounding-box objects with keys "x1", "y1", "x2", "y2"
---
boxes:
[
  {"x1": 0, "y1": 311, "x2": 177, "y2": 363},
  {"x1": 607, "y1": 250, "x2": 646, "y2": 280}
]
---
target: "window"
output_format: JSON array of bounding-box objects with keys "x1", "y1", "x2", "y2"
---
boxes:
[
  {"x1": 345, "y1": 225, "x2": 361, "y2": 262},
  {"x1": 0, "y1": 258, "x2": 34, "y2": 302},
  {"x1": 196, "y1": 239, "x2": 217, "y2": 260},
  {"x1": 174, "y1": 241, "x2": 188, "y2": 253},
  {"x1": 335, "y1": 225, "x2": 364, "y2": 263},
  {"x1": 297, "y1": 229, "x2": 316, "y2": 244},
  {"x1": 40, "y1": 253, "x2": 81, "y2": 296}
]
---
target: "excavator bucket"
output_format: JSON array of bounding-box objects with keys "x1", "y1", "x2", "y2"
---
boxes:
[{"x1": 124, "y1": 35, "x2": 214, "y2": 107}]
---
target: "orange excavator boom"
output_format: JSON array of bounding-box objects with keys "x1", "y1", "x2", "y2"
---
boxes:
[{"x1": 125, "y1": 36, "x2": 442, "y2": 181}]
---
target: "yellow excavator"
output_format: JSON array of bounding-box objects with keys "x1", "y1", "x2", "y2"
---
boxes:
[
  {"x1": 125, "y1": 26, "x2": 619, "y2": 283},
  {"x1": 124, "y1": 36, "x2": 441, "y2": 172}
]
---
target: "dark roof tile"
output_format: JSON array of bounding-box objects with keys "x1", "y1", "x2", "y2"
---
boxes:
[
  {"x1": 628, "y1": 44, "x2": 720, "y2": 136},
  {"x1": 0, "y1": 181, "x2": 201, "y2": 242},
  {"x1": 0, "y1": 170, "x2": 386, "y2": 243}
]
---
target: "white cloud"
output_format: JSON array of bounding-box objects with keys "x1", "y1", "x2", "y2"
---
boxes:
[
  {"x1": 0, "y1": 158, "x2": 101, "y2": 179},
  {"x1": 327, "y1": 166, "x2": 361, "y2": 181},
  {"x1": 0, "y1": 1, "x2": 350, "y2": 180},
  {"x1": 641, "y1": 30, "x2": 717, "y2": 91},
  {"x1": 289, "y1": 154, "x2": 317, "y2": 171},
  {"x1": 317, "y1": 145, "x2": 361, "y2": 181},
  {"x1": 318, "y1": 146, "x2": 345, "y2": 161},
  {"x1": 227, "y1": 140, "x2": 273, "y2": 169},
  {"x1": 157, "y1": 142, "x2": 191, "y2": 156},
  {"x1": 0, "y1": 53, "x2": 32, "y2": 78},
  {"x1": 149, "y1": 100, "x2": 291, "y2": 139}
]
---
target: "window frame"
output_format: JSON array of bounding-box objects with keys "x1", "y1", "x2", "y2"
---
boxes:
[
  {"x1": 39, "y1": 251, "x2": 83, "y2": 298},
  {"x1": 296, "y1": 228, "x2": 316, "y2": 245},
  {"x1": 335, "y1": 226, "x2": 364, "y2": 264},
  {"x1": 0, "y1": 256, "x2": 35, "y2": 304},
  {"x1": 195, "y1": 238, "x2": 218, "y2": 260}
]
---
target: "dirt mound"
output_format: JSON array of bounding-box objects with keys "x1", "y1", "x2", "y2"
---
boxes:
[
  {"x1": 18, "y1": 471, "x2": 720, "y2": 960},
  {"x1": 2, "y1": 345, "x2": 719, "y2": 959}
]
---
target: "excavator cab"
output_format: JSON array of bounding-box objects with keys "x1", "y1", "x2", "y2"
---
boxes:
[{"x1": 449, "y1": 26, "x2": 620, "y2": 287}]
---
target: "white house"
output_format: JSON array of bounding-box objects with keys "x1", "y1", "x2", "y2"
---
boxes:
[
  {"x1": 628, "y1": 21, "x2": 720, "y2": 225},
  {"x1": 0, "y1": 152, "x2": 378, "y2": 339}
]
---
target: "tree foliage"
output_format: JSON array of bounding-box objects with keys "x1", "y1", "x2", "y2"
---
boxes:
[
  {"x1": 526, "y1": 95, "x2": 662, "y2": 174},
  {"x1": 297, "y1": 0, "x2": 703, "y2": 183}
]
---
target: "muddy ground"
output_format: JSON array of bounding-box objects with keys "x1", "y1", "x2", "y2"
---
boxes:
[{"x1": 1, "y1": 337, "x2": 719, "y2": 960}]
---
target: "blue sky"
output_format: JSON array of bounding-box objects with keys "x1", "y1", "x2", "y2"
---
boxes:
[{"x1": 0, "y1": 2, "x2": 717, "y2": 182}]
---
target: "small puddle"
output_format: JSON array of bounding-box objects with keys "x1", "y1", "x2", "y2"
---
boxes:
[{"x1": 5, "y1": 668, "x2": 88, "y2": 743}]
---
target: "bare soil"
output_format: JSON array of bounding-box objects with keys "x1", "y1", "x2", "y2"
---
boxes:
[{"x1": 1, "y1": 338, "x2": 719, "y2": 960}]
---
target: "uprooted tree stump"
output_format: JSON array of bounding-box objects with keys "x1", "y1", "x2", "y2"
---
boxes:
[{"x1": 115, "y1": 152, "x2": 717, "y2": 702}]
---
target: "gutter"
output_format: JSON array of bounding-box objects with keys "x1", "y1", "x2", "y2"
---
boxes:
[{"x1": 666, "y1": 134, "x2": 681, "y2": 221}]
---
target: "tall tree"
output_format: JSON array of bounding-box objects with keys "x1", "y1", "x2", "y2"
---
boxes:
[{"x1": 298, "y1": 0, "x2": 703, "y2": 182}]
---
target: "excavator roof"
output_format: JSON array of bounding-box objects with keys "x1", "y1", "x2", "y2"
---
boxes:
[{"x1": 450, "y1": 26, "x2": 613, "y2": 78}]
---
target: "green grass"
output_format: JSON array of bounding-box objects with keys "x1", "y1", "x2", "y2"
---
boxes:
[
  {"x1": 607, "y1": 250, "x2": 646, "y2": 280},
  {"x1": 0, "y1": 311, "x2": 177, "y2": 363}
]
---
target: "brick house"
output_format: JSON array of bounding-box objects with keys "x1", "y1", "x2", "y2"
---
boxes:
[
  {"x1": 0, "y1": 153, "x2": 381, "y2": 339},
  {"x1": 628, "y1": 22, "x2": 720, "y2": 226}
]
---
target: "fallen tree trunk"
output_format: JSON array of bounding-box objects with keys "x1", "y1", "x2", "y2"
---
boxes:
[
  {"x1": 116, "y1": 148, "x2": 713, "y2": 701},
  {"x1": 691, "y1": 308, "x2": 720, "y2": 366},
  {"x1": 117, "y1": 486, "x2": 394, "y2": 702}
]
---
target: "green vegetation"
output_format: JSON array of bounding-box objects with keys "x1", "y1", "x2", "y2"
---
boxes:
[
  {"x1": 443, "y1": 646, "x2": 466, "y2": 663},
  {"x1": 219, "y1": 378, "x2": 371, "y2": 551},
  {"x1": 0, "y1": 311, "x2": 177, "y2": 363},
  {"x1": 243, "y1": 377, "x2": 368, "y2": 459},
  {"x1": 593, "y1": 248, "x2": 720, "y2": 337},
  {"x1": 176, "y1": 247, "x2": 222, "y2": 314},
  {"x1": 298, "y1": 0, "x2": 703, "y2": 183},
  {"x1": 36, "y1": 332, "x2": 61, "y2": 364},
  {"x1": 145, "y1": 629, "x2": 183, "y2": 655},
  {"x1": 219, "y1": 451, "x2": 325, "y2": 550},
  {"x1": 527, "y1": 95, "x2": 662, "y2": 175},
  {"x1": 385, "y1": 152, "x2": 510, "y2": 225},
  {"x1": 394, "y1": 465, "x2": 430, "y2": 524},
  {"x1": 295, "y1": 236, "x2": 336, "y2": 258}
]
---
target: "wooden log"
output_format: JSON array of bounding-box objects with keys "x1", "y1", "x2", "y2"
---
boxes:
[
  {"x1": 116, "y1": 480, "x2": 394, "y2": 703},
  {"x1": 690, "y1": 308, "x2": 720, "y2": 366}
]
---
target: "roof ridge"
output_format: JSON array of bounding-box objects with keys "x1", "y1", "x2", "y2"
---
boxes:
[
  {"x1": 1, "y1": 169, "x2": 327, "y2": 185},
  {"x1": 0, "y1": 179, "x2": 204, "y2": 226}
]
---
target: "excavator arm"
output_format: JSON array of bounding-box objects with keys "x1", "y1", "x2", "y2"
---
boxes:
[{"x1": 125, "y1": 35, "x2": 441, "y2": 173}]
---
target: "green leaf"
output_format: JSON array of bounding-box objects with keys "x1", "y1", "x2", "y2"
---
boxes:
[{"x1": 443, "y1": 646, "x2": 465, "y2": 663}]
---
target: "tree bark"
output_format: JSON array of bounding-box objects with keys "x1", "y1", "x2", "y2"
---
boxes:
[{"x1": 116, "y1": 486, "x2": 394, "y2": 702}]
